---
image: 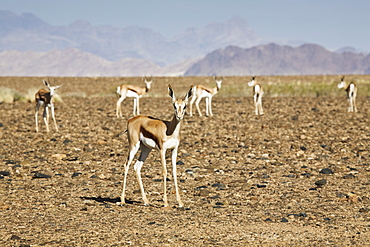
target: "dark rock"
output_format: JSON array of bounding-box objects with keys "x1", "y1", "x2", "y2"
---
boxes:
[
  {"x1": 343, "y1": 174, "x2": 355, "y2": 179},
  {"x1": 0, "y1": 171, "x2": 10, "y2": 176},
  {"x1": 176, "y1": 160, "x2": 185, "y2": 165},
  {"x1": 63, "y1": 139, "x2": 73, "y2": 144},
  {"x1": 33, "y1": 172, "x2": 52, "y2": 179},
  {"x1": 300, "y1": 146, "x2": 307, "y2": 151},
  {"x1": 195, "y1": 185, "x2": 207, "y2": 190},
  {"x1": 315, "y1": 179, "x2": 327, "y2": 187},
  {"x1": 211, "y1": 183, "x2": 226, "y2": 190},
  {"x1": 10, "y1": 234, "x2": 21, "y2": 240},
  {"x1": 301, "y1": 172, "x2": 312, "y2": 177},
  {"x1": 319, "y1": 168, "x2": 334, "y2": 175},
  {"x1": 359, "y1": 208, "x2": 370, "y2": 213},
  {"x1": 281, "y1": 217, "x2": 289, "y2": 222},
  {"x1": 256, "y1": 184, "x2": 267, "y2": 188},
  {"x1": 72, "y1": 172, "x2": 82, "y2": 178},
  {"x1": 185, "y1": 169, "x2": 194, "y2": 174}
]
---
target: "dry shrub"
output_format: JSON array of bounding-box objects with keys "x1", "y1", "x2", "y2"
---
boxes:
[{"x1": 0, "y1": 87, "x2": 23, "y2": 103}]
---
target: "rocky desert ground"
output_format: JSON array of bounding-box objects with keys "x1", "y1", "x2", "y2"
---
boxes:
[{"x1": 0, "y1": 76, "x2": 370, "y2": 246}]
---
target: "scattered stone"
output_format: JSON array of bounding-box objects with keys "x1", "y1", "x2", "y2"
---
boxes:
[
  {"x1": 33, "y1": 172, "x2": 52, "y2": 179},
  {"x1": 315, "y1": 179, "x2": 327, "y2": 187},
  {"x1": 195, "y1": 185, "x2": 207, "y2": 190},
  {"x1": 301, "y1": 172, "x2": 312, "y2": 178},
  {"x1": 281, "y1": 217, "x2": 289, "y2": 222},
  {"x1": 359, "y1": 208, "x2": 370, "y2": 213},
  {"x1": 176, "y1": 160, "x2": 185, "y2": 165},
  {"x1": 300, "y1": 146, "x2": 307, "y2": 151},
  {"x1": 320, "y1": 168, "x2": 333, "y2": 175},
  {"x1": 256, "y1": 184, "x2": 267, "y2": 188},
  {"x1": 211, "y1": 183, "x2": 226, "y2": 190},
  {"x1": 0, "y1": 171, "x2": 10, "y2": 176},
  {"x1": 63, "y1": 138, "x2": 73, "y2": 144},
  {"x1": 185, "y1": 169, "x2": 194, "y2": 174},
  {"x1": 10, "y1": 234, "x2": 21, "y2": 240},
  {"x1": 72, "y1": 172, "x2": 82, "y2": 178},
  {"x1": 343, "y1": 174, "x2": 355, "y2": 179},
  {"x1": 265, "y1": 218, "x2": 273, "y2": 222}
]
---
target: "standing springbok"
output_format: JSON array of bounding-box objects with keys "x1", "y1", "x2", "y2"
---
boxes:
[
  {"x1": 116, "y1": 77, "x2": 153, "y2": 118},
  {"x1": 337, "y1": 76, "x2": 357, "y2": 112},
  {"x1": 121, "y1": 84, "x2": 193, "y2": 207},
  {"x1": 35, "y1": 80, "x2": 62, "y2": 132},
  {"x1": 248, "y1": 76, "x2": 264, "y2": 115},
  {"x1": 189, "y1": 76, "x2": 223, "y2": 116}
]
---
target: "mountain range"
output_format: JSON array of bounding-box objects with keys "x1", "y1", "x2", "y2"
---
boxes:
[{"x1": 0, "y1": 10, "x2": 368, "y2": 77}]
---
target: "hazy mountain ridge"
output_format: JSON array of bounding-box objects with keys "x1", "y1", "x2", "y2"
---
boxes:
[
  {"x1": 185, "y1": 43, "x2": 370, "y2": 76},
  {"x1": 0, "y1": 11, "x2": 262, "y2": 65}
]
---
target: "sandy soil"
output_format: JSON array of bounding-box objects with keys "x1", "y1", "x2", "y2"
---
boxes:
[{"x1": 1, "y1": 76, "x2": 370, "y2": 246}]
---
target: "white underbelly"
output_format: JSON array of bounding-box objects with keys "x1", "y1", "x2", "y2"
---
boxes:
[
  {"x1": 200, "y1": 91, "x2": 211, "y2": 98},
  {"x1": 126, "y1": 90, "x2": 140, "y2": 98},
  {"x1": 140, "y1": 134, "x2": 179, "y2": 150}
]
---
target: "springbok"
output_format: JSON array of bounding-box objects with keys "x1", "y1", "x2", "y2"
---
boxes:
[
  {"x1": 189, "y1": 76, "x2": 223, "y2": 116},
  {"x1": 248, "y1": 76, "x2": 264, "y2": 115},
  {"x1": 35, "y1": 80, "x2": 62, "y2": 132},
  {"x1": 121, "y1": 84, "x2": 193, "y2": 207},
  {"x1": 116, "y1": 77, "x2": 153, "y2": 118},
  {"x1": 337, "y1": 76, "x2": 357, "y2": 112}
]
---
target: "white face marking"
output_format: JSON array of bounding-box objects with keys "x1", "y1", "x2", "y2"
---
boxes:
[
  {"x1": 215, "y1": 79, "x2": 223, "y2": 89},
  {"x1": 144, "y1": 79, "x2": 152, "y2": 89},
  {"x1": 337, "y1": 81, "x2": 345, "y2": 89},
  {"x1": 174, "y1": 100, "x2": 187, "y2": 121},
  {"x1": 248, "y1": 79, "x2": 256, "y2": 87}
]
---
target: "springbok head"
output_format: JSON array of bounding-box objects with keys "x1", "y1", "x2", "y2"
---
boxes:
[
  {"x1": 143, "y1": 76, "x2": 153, "y2": 90},
  {"x1": 214, "y1": 76, "x2": 223, "y2": 89},
  {"x1": 43, "y1": 79, "x2": 62, "y2": 96},
  {"x1": 248, "y1": 76, "x2": 256, "y2": 87},
  {"x1": 337, "y1": 76, "x2": 346, "y2": 89},
  {"x1": 168, "y1": 84, "x2": 193, "y2": 121}
]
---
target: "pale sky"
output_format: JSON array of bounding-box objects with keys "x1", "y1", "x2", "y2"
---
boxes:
[{"x1": 1, "y1": 0, "x2": 369, "y2": 51}]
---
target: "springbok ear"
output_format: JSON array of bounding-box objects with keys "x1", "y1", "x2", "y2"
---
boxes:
[
  {"x1": 54, "y1": 85, "x2": 63, "y2": 90},
  {"x1": 43, "y1": 80, "x2": 50, "y2": 88},
  {"x1": 183, "y1": 85, "x2": 193, "y2": 102},
  {"x1": 168, "y1": 84, "x2": 176, "y2": 101}
]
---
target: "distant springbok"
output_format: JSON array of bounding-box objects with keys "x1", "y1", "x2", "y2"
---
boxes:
[
  {"x1": 248, "y1": 76, "x2": 264, "y2": 115},
  {"x1": 189, "y1": 76, "x2": 223, "y2": 116},
  {"x1": 35, "y1": 80, "x2": 62, "y2": 132},
  {"x1": 116, "y1": 77, "x2": 153, "y2": 118},
  {"x1": 337, "y1": 76, "x2": 357, "y2": 112}
]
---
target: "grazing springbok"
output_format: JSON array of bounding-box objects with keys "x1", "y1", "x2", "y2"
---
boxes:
[
  {"x1": 248, "y1": 76, "x2": 264, "y2": 115},
  {"x1": 337, "y1": 76, "x2": 357, "y2": 112},
  {"x1": 116, "y1": 77, "x2": 153, "y2": 118},
  {"x1": 189, "y1": 76, "x2": 223, "y2": 116},
  {"x1": 121, "y1": 84, "x2": 193, "y2": 207},
  {"x1": 35, "y1": 80, "x2": 62, "y2": 132}
]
